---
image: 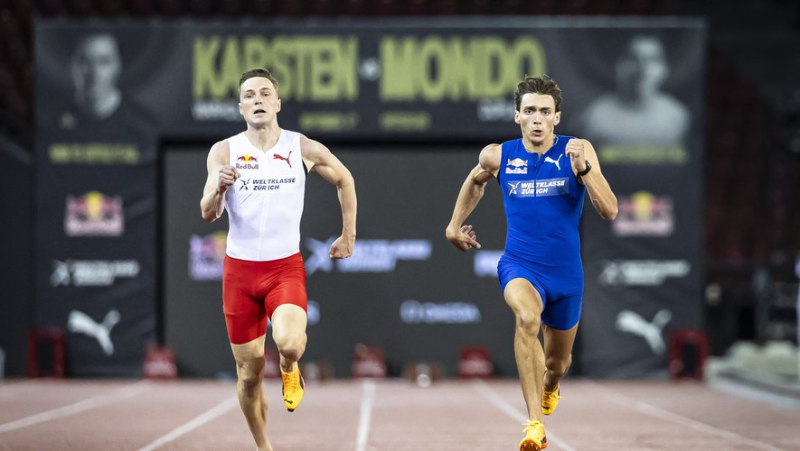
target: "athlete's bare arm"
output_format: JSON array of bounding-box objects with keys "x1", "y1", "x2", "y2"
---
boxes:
[
  {"x1": 200, "y1": 140, "x2": 239, "y2": 222},
  {"x1": 445, "y1": 143, "x2": 502, "y2": 252},
  {"x1": 300, "y1": 135, "x2": 356, "y2": 259},
  {"x1": 565, "y1": 138, "x2": 618, "y2": 221}
]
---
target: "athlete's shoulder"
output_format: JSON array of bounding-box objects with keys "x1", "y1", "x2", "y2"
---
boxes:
[
  {"x1": 479, "y1": 143, "x2": 502, "y2": 171},
  {"x1": 207, "y1": 140, "x2": 230, "y2": 166},
  {"x1": 298, "y1": 133, "x2": 323, "y2": 153},
  {"x1": 281, "y1": 128, "x2": 303, "y2": 142},
  {"x1": 209, "y1": 139, "x2": 230, "y2": 156}
]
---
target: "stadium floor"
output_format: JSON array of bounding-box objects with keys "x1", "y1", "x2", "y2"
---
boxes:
[{"x1": 0, "y1": 378, "x2": 798, "y2": 450}]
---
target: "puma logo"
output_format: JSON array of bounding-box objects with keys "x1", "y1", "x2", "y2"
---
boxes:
[
  {"x1": 544, "y1": 154, "x2": 563, "y2": 171},
  {"x1": 68, "y1": 309, "x2": 121, "y2": 356},
  {"x1": 616, "y1": 309, "x2": 672, "y2": 355},
  {"x1": 273, "y1": 151, "x2": 292, "y2": 168}
]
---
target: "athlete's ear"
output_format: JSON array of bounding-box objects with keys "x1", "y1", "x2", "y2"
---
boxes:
[
  {"x1": 276, "y1": 98, "x2": 281, "y2": 113},
  {"x1": 238, "y1": 101, "x2": 244, "y2": 118},
  {"x1": 553, "y1": 111, "x2": 561, "y2": 126},
  {"x1": 514, "y1": 110, "x2": 521, "y2": 125}
]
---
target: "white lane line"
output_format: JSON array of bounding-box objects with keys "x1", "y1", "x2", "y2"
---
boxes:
[
  {"x1": 472, "y1": 379, "x2": 576, "y2": 451},
  {"x1": 586, "y1": 381, "x2": 784, "y2": 451},
  {"x1": 355, "y1": 380, "x2": 377, "y2": 451},
  {"x1": 0, "y1": 381, "x2": 150, "y2": 434},
  {"x1": 710, "y1": 377, "x2": 800, "y2": 411},
  {"x1": 138, "y1": 396, "x2": 238, "y2": 451}
]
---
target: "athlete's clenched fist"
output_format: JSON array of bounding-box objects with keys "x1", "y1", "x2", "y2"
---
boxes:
[{"x1": 217, "y1": 165, "x2": 240, "y2": 193}]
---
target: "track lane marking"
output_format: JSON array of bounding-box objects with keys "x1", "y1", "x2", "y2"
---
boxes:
[
  {"x1": 355, "y1": 380, "x2": 376, "y2": 451},
  {"x1": 0, "y1": 381, "x2": 149, "y2": 434},
  {"x1": 473, "y1": 379, "x2": 576, "y2": 451},
  {"x1": 138, "y1": 396, "x2": 238, "y2": 451},
  {"x1": 586, "y1": 381, "x2": 784, "y2": 451}
]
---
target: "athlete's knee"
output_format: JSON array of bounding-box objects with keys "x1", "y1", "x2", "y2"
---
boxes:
[
  {"x1": 515, "y1": 310, "x2": 541, "y2": 335},
  {"x1": 237, "y1": 359, "x2": 265, "y2": 395},
  {"x1": 275, "y1": 332, "x2": 307, "y2": 361},
  {"x1": 545, "y1": 353, "x2": 572, "y2": 377}
]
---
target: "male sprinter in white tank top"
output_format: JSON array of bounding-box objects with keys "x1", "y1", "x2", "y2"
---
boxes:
[{"x1": 200, "y1": 68, "x2": 357, "y2": 451}]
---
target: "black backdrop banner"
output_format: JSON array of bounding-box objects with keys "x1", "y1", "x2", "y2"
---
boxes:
[
  {"x1": 165, "y1": 148, "x2": 512, "y2": 377},
  {"x1": 35, "y1": 17, "x2": 705, "y2": 377}
]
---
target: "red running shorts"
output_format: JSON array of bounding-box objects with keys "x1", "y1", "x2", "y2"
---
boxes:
[{"x1": 222, "y1": 253, "x2": 308, "y2": 345}]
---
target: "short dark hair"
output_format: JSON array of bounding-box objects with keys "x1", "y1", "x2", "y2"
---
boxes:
[
  {"x1": 239, "y1": 68, "x2": 279, "y2": 94},
  {"x1": 514, "y1": 75, "x2": 562, "y2": 112}
]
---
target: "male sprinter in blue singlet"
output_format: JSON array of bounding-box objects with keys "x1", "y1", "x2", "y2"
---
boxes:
[{"x1": 446, "y1": 75, "x2": 617, "y2": 450}]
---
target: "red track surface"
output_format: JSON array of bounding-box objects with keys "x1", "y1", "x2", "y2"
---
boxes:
[{"x1": 0, "y1": 378, "x2": 798, "y2": 450}]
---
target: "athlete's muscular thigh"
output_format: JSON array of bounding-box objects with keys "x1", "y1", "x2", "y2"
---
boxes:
[
  {"x1": 504, "y1": 278, "x2": 544, "y2": 331},
  {"x1": 543, "y1": 323, "x2": 578, "y2": 370},
  {"x1": 271, "y1": 304, "x2": 307, "y2": 358}
]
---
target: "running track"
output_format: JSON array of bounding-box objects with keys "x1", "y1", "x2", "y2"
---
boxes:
[{"x1": 0, "y1": 379, "x2": 798, "y2": 450}]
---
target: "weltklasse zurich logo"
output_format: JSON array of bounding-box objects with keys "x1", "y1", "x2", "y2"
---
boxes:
[{"x1": 304, "y1": 237, "x2": 432, "y2": 275}]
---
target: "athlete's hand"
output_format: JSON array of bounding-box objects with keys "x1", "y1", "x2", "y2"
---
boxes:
[
  {"x1": 329, "y1": 235, "x2": 354, "y2": 259},
  {"x1": 217, "y1": 165, "x2": 240, "y2": 193},
  {"x1": 445, "y1": 224, "x2": 482, "y2": 252},
  {"x1": 565, "y1": 139, "x2": 587, "y2": 173}
]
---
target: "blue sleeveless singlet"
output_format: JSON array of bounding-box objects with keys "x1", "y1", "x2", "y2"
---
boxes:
[{"x1": 496, "y1": 135, "x2": 586, "y2": 329}]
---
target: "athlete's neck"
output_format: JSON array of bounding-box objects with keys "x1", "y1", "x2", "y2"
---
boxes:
[
  {"x1": 244, "y1": 124, "x2": 281, "y2": 152},
  {"x1": 522, "y1": 134, "x2": 555, "y2": 155}
]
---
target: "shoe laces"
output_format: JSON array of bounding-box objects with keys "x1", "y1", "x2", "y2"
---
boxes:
[
  {"x1": 543, "y1": 386, "x2": 562, "y2": 402},
  {"x1": 282, "y1": 369, "x2": 299, "y2": 391},
  {"x1": 522, "y1": 420, "x2": 544, "y2": 434}
]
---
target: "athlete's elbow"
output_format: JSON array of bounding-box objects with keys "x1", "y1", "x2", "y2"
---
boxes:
[
  {"x1": 601, "y1": 205, "x2": 618, "y2": 221},
  {"x1": 337, "y1": 172, "x2": 355, "y2": 191},
  {"x1": 200, "y1": 206, "x2": 217, "y2": 223}
]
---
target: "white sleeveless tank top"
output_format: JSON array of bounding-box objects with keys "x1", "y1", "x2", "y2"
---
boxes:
[{"x1": 224, "y1": 130, "x2": 306, "y2": 261}]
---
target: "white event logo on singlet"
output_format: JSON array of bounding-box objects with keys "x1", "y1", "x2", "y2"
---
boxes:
[{"x1": 224, "y1": 129, "x2": 306, "y2": 261}]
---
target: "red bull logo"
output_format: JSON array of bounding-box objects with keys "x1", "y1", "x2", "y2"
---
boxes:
[
  {"x1": 612, "y1": 191, "x2": 674, "y2": 237},
  {"x1": 505, "y1": 157, "x2": 528, "y2": 174},
  {"x1": 235, "y1": 154, "x2": 260, "y2": 170},
  {"x1": 64, "y1": 191, "x2": 124, "y2": 237},
  {"x1": 189, "y1": 231, "x2": 227, "y2": 280}
]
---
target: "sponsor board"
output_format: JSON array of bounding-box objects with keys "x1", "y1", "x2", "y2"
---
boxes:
[
  {"x1": 598, "y1": 260, "x2": 690, "y2": 286},
  {"x1": 189, "y1": 232, "x2": 227, "y2": 281},
  {"x1": 400, "y1": 300, "x2": 482, "y2": 324},
  {"x1": 49, "y1": 143, "x2": 140, "y2": 165},
  {"x1": 50, "y1": 259, "x2": 140, "y2": 287},
  {"x1": 612, "y1": 191, "x2": 674, "y2": 237},
  {"x1": 616, "y1": 309, "x2": 673, "y2": 355},
  {"x1": 474, "y1": 250, "x2": 503, "y2": 277},
  {"x1": 307, "y1": 300, "x2": 320, "y2": 326},
  {"x1": 305, "y1": 237, "x2": 432, "y2": 275},
  {"x1": 64, "y1": 191, "x2": 124, "y2": 237}
]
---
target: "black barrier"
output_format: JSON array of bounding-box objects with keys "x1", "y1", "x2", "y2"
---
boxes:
[
  {"x1": 35, "y1": 18, "x2": 705, "y2": 377},
  {"x1": 164, "y1": 147, "x2": 514, "y2": 377}
]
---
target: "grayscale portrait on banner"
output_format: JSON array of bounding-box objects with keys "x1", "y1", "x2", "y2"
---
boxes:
[{"x1": 579, "y1": 35, "x2": 690, "y2": 146}]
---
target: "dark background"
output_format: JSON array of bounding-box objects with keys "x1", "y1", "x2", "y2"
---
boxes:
[{"x1": 1, "y1": 1, "x2": 798, "y2": 380}]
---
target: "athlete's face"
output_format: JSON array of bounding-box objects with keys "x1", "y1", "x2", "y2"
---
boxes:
[
  {"x1": 617, "y1": 37, "x2": 667, "y2": 99},
  {"x1": 71, "y1": 36, "x2": 121, "y2": 104},
  {"x1": 239, "y1": 77, "x2": 281, "y2": 127},
  {"x1": 515, "y1": 93, "x2": 560, "y2": 145}
]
